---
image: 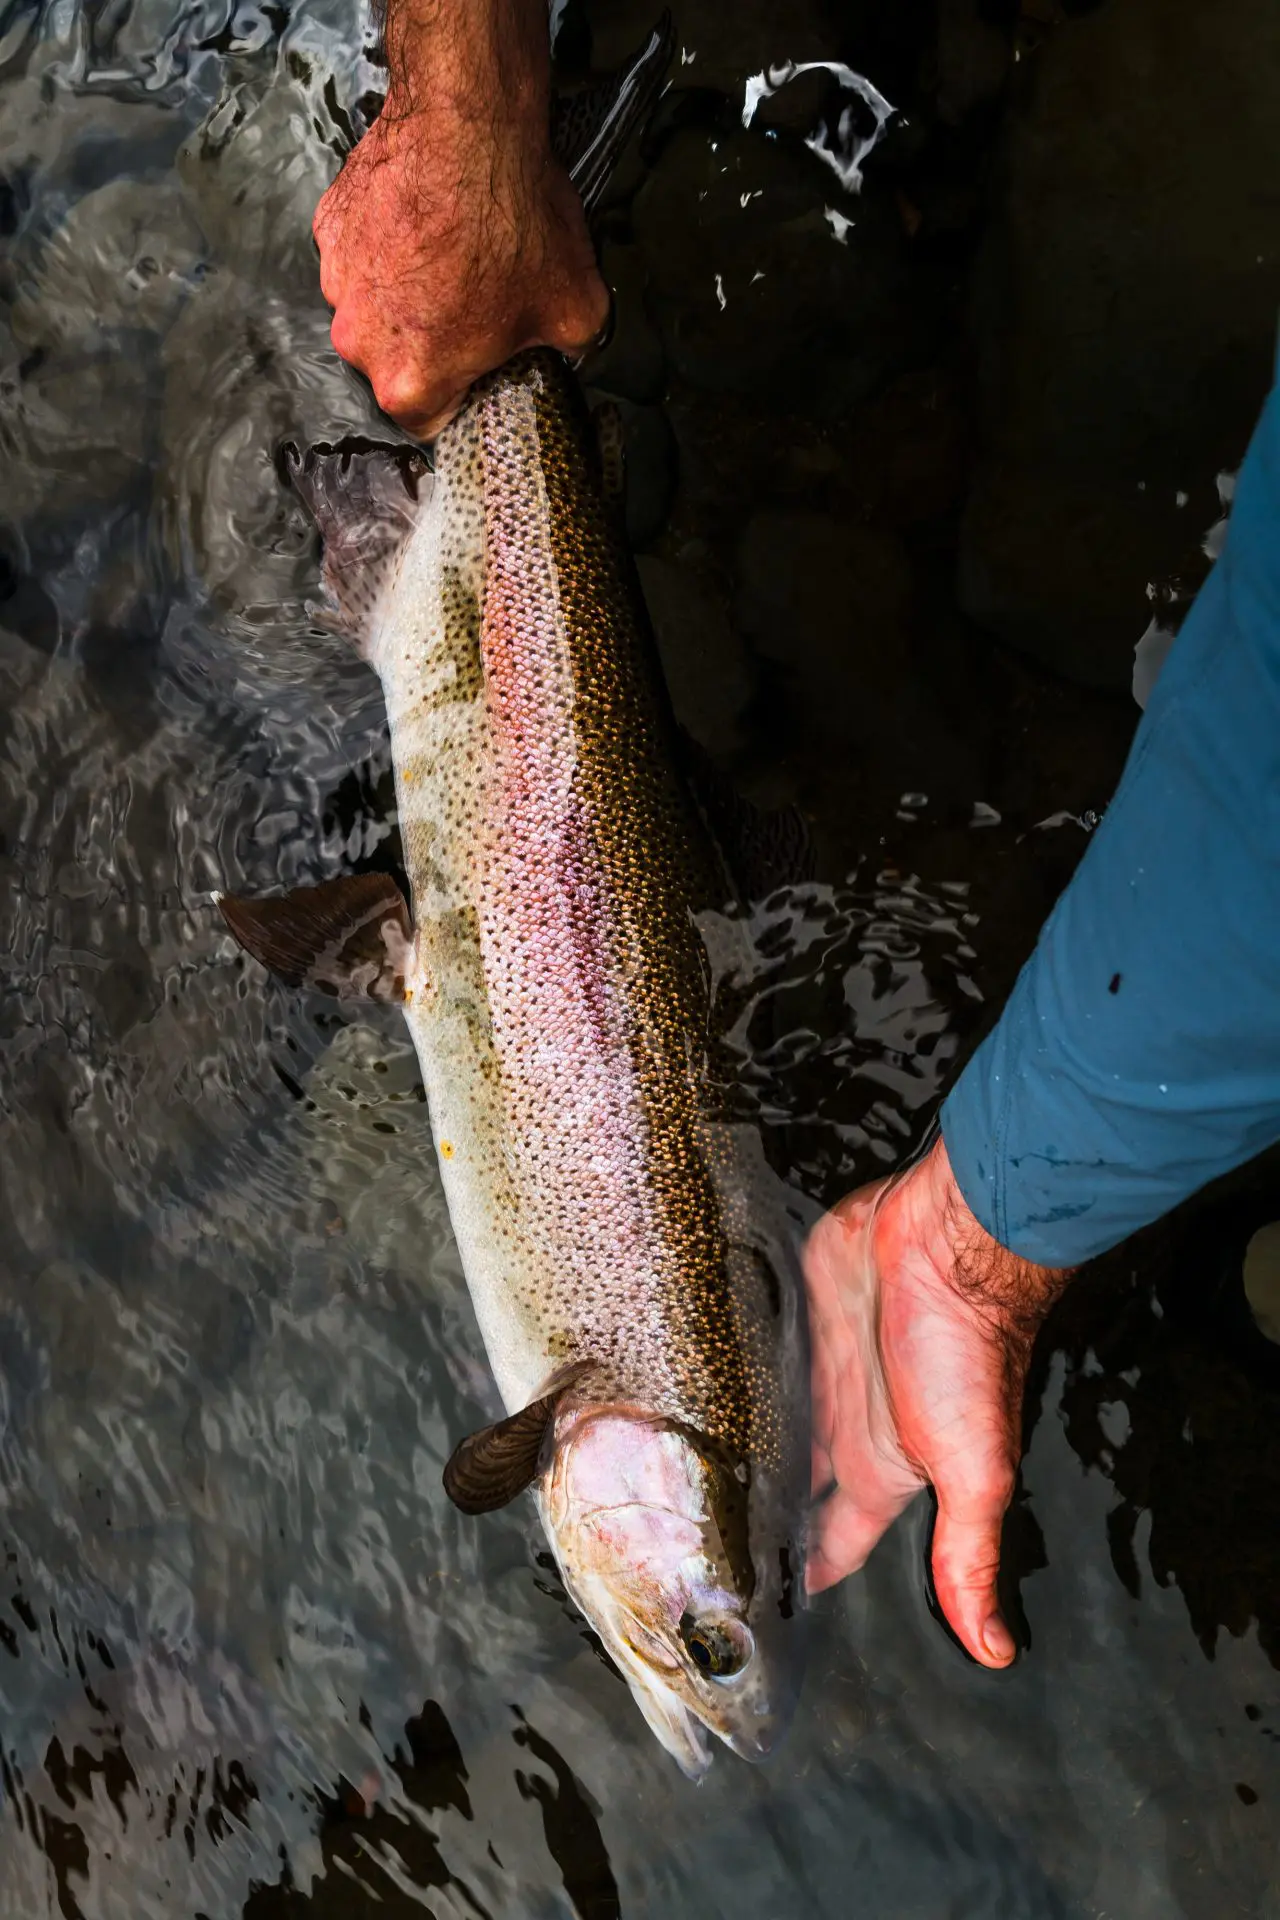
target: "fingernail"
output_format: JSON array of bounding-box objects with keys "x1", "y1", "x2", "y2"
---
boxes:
[{"x1": 980, "y1": 1612, "x2": 1015, "y2": 1664}]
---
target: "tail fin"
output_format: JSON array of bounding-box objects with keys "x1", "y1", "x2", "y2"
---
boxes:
[{"x1": 553, "y1": 12, "x2": 675, "y2": 215}]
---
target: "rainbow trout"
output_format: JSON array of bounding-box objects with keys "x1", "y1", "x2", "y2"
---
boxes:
[{"x1": 218, "y1": 22, "x2": 808, "y2": 1776}]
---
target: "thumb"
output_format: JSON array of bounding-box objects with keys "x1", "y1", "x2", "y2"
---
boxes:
[{"x1": 928, "y1": 1462, "x2": 1018, "y2": 1668}]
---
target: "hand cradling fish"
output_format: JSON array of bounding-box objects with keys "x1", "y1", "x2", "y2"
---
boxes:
[{"x1": 216, "y1": 16, "x2": 810, "y2": 1779}]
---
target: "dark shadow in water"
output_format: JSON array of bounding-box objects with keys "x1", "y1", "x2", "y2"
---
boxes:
[
  {"x1": 243, "y1": 1699, "x2": 485, "y2": 1918},
  {"x1": 513, "y1": 1710, "x2": 621, "y2": 1920},
  {"x1": 240, "y1": 1699, "x2": 618, "y2": 1920},
  {"x1": 1010, "y1": 1155, "x2": 1280, "y2": 1669}
]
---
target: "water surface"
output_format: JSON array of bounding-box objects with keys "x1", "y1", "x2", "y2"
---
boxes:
[{"x1": 2, "y1": 0, "x2": 1279, "y2": 1913}]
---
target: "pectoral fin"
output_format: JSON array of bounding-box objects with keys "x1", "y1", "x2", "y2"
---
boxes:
[
  {"x1": 217, "y1": 873, "x2": 413, "y2": 1002},
  {"x1": 443, "y1": 1364, "x2": 591, "y2": 1515}
]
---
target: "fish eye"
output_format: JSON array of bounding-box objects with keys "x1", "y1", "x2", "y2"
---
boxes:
[{"x1": 679, "y1": 1612, "x2": 754, "y2": 1680}]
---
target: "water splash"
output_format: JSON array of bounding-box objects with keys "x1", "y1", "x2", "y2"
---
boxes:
[{"x1": 742, "y1": 60, "x2": 896, "y2": 194}]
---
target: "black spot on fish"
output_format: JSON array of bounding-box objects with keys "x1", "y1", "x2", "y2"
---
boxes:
[{"x1": 1109, "y1": 972, "x2": 1122, "y2": 994}]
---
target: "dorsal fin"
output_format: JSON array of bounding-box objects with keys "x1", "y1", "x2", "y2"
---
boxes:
[
  {"x1": 283, "y1": 440, "x2": 431, "y2": 654},
  {"x1": 592, "y1": 399, "x2": 627, "y2": 514},
  {"x1": 677, "y1": 730, "x2": 815, "y2": 902}
]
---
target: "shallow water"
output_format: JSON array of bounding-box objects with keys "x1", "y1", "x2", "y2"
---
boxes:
[{"x1": 2, "y1": 0, "x2": 1280, "y2": 1913}]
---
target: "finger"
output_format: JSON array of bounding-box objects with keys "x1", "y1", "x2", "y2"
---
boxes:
[
  {"x1": 327, "y1": 306, "x2": 457, "y2": 438},
  {"x1": 368, "y1": 359, "x2": 467, "y2": 440},
  {"x1": 928, "y1": 1466, "x2": 1017, "y2": 1668},
  {"x1": 806, "y1": 1484, "x2": 907, "y2": 1595},
  {"x1": 802, "y1": 1186, "x2": 883, "y2": 1494},
  {"x1": 372, "y1": 366, "x2": 441, "y2": 428},
  {"x1": 317, "y1": 249, "x2": 342, "y2": 310},
  {"x1": 329, "y1": 305, "x2": 370, "y2": 378}
]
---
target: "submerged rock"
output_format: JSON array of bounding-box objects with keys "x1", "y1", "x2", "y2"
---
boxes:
[
  {"x1": 731, "y1": 505, "x2": 989, "y2": 809},
  {"x1": 637, "y1": 554, "x2": 756, "y2": 758},
  {"x1": 581, "y1": 239, "x2": 666, "y2": 405},
  {"x1": 632, "y1": 124, "x2": 914, "y2": 405},
  {"x1": 735, "y1": 509, "x2": 912, "y2": 720},
  {"x1": 933, "y1": 0, "x2": 1010, "y2": 126},
  {"x1": 8, "y1": 177, "x2": 207, "y2": 352},
  {"x1": 619, "y1": 398, "x2": 678, "y2": 549}
]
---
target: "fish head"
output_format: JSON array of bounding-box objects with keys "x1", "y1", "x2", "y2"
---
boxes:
[{"x1": 540, "y1": 1406, "x2": 805, "y2": 1779}]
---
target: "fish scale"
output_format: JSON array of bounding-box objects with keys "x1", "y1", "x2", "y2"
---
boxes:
[{"x1": 393, "y1": 351, "x2": 770, "y2": 1448}]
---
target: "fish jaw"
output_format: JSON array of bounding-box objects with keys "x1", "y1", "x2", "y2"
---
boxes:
[
  {"x1": 539, "y1": 1407, "x2": 806, "y2": 1775},
  {"x1": 598, "y1": 1622, "x2": 714, "y2": 1782}
]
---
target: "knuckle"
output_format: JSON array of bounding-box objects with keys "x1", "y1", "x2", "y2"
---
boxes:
[
  {"x1": 945, "y1": 1541, "x2": 1002, "y2": 1592},
  {"x1": 374, "y1": 367, "x2": 456, "y2": 433},
  {"x1": 328, "y1": 309, "x2": 361, "y2": 368},
  {"x1": 937, "y1": 1450, "x2": 1017, "y2": 1521},
  {"x1": 547, "y1": 278, "x2": 610, "y2": 354},
  {"x1": 372, "y1": 369, "x2": 423, "y2": 418}
]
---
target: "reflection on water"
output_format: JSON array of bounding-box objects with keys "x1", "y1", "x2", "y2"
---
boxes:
[{"x1": 2, "y1": 0, "x2": 1279, "y2": 1912}]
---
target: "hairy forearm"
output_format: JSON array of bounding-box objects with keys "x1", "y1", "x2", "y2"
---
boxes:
[
  {"x1": 382, "y1": 0, "x2": 551, "y2": 130},
  {"x1": 900, "y1": 1140, "x2": 1073, "y2": 1353},
  {"x1": 315, "y1": 0, "x2": 605, "y2": 436}
]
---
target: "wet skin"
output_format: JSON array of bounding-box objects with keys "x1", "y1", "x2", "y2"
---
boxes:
[{"x1": 313, "y1": 0, "x2": 608, "y2": 438}]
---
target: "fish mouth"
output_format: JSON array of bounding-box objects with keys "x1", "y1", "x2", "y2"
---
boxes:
[
  {"x1": 717, "y1": 1718, "x2": 781, "y2": 1764},
  {"x1": 608, "y1": 1638, "x2": 714, "y2": 1781},
  {"x1": 536, "y1": 1421, "x2": 805, "y2": 1776},
  {"x1": 612, "y1": 1635, "x2": 786, "y2": 1776},
  {"x1": 583, "y1": 1592, "x2": 787, "y2": 1778}
]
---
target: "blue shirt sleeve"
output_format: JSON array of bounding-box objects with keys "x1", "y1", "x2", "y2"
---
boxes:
[{"x1": 942, "y1": 360, "x2": 1280, "y2": 1266}]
